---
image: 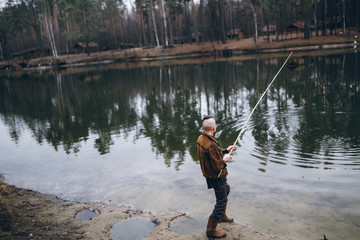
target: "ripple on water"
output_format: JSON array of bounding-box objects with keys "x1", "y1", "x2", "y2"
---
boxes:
[
  {"x1": 234, "y1": 111, "x2": 360, "y2": 171},
  {"x1": 252, "y1": 142, "x2": 360, "y2": 170}
]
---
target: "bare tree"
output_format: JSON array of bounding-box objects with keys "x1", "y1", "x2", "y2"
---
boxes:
[
  {"x1": 160, "y1": 0, "x2": 168, "y2": 46},
  {"x1": 248, "y1": 0, "x2": 258, "y2": 46},
  {"x1": 342, "y1": 0, "x2": 346, "y2": 35},
  {"x1": 150, "y1": 0, "x2": 160, "y2": 46},
  {"x1": 136, "y1": 0, "x2": 147, "y2": 46},
  {"x1": 199, "y1": 0, "x2": 205, "y2": 42},
  {"x1": 192, "y1": 0, "x2": 199, "y2": 43},
  {"x1": 108, "y1": 0, "x2": 118, "y2": 48},
  {"x1": 218, "y1": 0, "x2": 226, "y2": 43},
  {"x1": 43, "y1": 0, "x2": 58, "y2": 59},
  {"x1": 261, "y1": 0, "x2": 271, "y2": 43},
  {"x1": 0, "y1": 41, "x2": 3, "y2": 60}
]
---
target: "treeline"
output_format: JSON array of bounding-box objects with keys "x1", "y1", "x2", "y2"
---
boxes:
[{"x1": 0, "y1": 0, "x2": 359, "y2": 60}]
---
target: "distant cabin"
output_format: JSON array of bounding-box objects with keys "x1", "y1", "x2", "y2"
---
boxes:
[
  {"x1": 172, "y1": 33, "x2": 202, "y2": 44},
  {"x1": 284, "y1": 22, "x2": 315, "y2": 38},
  {"x1": 226, "y1": 29, "x2": 244, "y2": 39},
  {"x1": 261, "y1": 25, "x2": 276, "y2": 36},
  {"x1": 285, "y1": 23, "x2": 303, "y2": 37},
  {"x1": 73, "y1": 42, "x2": 98, "y2": 54}
]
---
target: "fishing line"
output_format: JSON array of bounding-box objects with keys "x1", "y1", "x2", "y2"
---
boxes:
[
  {"x1": 230, "y1": 51, "x2": 293, "y2": 155},
  {"x1": 217, "y1": 52, "x2": 293, "y2": 178}
]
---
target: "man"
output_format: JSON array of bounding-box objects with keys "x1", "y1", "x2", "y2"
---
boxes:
[{"x1": 196, "y1": 115, "x2": 235, "y2": 238}]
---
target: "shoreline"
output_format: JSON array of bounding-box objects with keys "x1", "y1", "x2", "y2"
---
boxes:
[
  {"x1": 0, "y1": 34, "x2": 357, "y2": 72},
  {"x1": 0, "y1": 182, "x2": 285, "y2": 240}
]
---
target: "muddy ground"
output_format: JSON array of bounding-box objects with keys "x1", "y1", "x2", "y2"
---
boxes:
[{"x1": 0, "y1": 182, "x2": 287, "y2": 240}]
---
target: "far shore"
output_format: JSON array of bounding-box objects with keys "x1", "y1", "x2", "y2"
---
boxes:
[{"x1": 0, "y1": 33, "x2": 358, "y2": 72}]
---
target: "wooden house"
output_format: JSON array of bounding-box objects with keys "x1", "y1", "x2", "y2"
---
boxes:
[
  {"x1": 284, "y1": 22, "x2": 315, "y2": 39},
  {"x1": 226, "y1": 29, "x2": 244, "y2": 39},
  {"x1": 261, "y1": 25, "x2": 276, "y2": 36},
  {"x1": 172, "y1": 33, "x2": 202, "y2": 44},
  {"x1": 285, "y1": 23, "x2": 303, "y2": 38},
  {"x1": 73, "y1": 42, "x2": 98, "y2": 54}
]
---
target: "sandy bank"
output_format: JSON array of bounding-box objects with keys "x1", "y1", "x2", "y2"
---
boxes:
[{"x1": 0, "y1": 182, "x2": 286, "y2": 240}]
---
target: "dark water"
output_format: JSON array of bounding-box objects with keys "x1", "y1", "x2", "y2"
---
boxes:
[{"x1": 0, "y1": 51, "x2": 359, "y2": 239}]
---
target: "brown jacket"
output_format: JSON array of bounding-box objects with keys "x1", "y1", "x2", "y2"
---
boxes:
[{"x1": 196, "y1": 133, "x2": 227, "y2": 179}]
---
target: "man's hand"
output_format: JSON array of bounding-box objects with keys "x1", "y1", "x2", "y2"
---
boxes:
[
  {"x1": 223, "y1": 154, "x2": 231, "y2": 162},
  {"x1": 227, "y1": 145, "x2": 235, "y2": 153}
]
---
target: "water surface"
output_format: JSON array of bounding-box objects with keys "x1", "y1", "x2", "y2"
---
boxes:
[{"x1": 0, "y1": 51, "x2": 359, "y2": 240}]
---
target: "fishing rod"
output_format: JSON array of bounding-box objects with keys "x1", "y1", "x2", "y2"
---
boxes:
[
  {"x1": 218, "y1": 51, "x2": 293, "y2": 178},
  {"x1": 230, "y1": 51, "x2": 293, "y2": 155}
]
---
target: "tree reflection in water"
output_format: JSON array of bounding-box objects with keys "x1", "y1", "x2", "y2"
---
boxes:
[{"x1": 0, "y1": 52, "x2": 359, "y2": 170}]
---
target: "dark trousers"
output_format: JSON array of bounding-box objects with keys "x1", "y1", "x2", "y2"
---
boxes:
[{"x1": 208, "y1": 179, "x2": 230, "y2": 221}]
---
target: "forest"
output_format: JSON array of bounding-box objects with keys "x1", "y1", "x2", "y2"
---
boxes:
[{"x1": 0, "y1": 0, "x2": 359, "y2": 60}]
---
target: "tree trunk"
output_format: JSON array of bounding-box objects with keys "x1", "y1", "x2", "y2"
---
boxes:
[
  {"x1": 80, "y1": 0, "x2": 91, "y2": 55},
  {"x1": 51, "y1": 0, "x2": 60, "y2": 34},
  {"x1": 160, "y1": 0, "x2": 168, "y2": 46},
  {"x1": 109, "y1": 5, "x2": 117, "y2": 48},
  {"x1": 65, "y1": 11, "x2": 73, "y2": 54},
  {"x1": 321, "y1": 0, "x2": 327, "y2": 36},
  {"x1": 248, "y1": 0, "x2": 258, "y2": 46},
  {"x1": 314, "y1": 6, "x2": 319, "y2": 36},
  {"x1": 228, "y1": 0, "x2": 233, "y2": 39},
  {"x1": 148, "y1": 1, "x2": 155, "y2": 46},
  {"x1": 0, "y1": 41, "x2": 3, "y2": 60},
  {"x1": 29, "y1": 1, "x2": 45, "y2": 57},
  {"x1": 304, "y1": 20, "x2": 310, "y2": 39},
  {"x1": 262, "y1": 7, "x2": 270, "y2": 43},
  {"x1": 192, "y1": 0, "x2": 199, "y2": 44},
  {"x1": 199, "y1": 0, "x2": 205, "y2": 42},
  {"x1": 183, "y1": 1, "x2": 191, "y2": 43},
  {"x1": 168, "y1": 14, "x2": 174, "y2": 44},
  {"x1": 150, "y1": 0, "x2": 160, "y2": 47},
  {"x1": 342, "y1": 0, "x2": 346, "y2": 35},
  {"x1": 51, "y1": 0, "x2": 60, "y2": 51},
  {"x1": 357, "y1": 0, "x2": 359, "y2": 28},
  {"x1": 138, "y1": 0, "x2": 148, "y2": 46},
  {"x1": 44, "y1": 1, "x2": 58, "y2": 59},
  {"x1": 175, "y1": 11, "x2": 179, "y2": 44},
  {"x1": 218, "y1": 0, "x2": 226, "y2": 43}
]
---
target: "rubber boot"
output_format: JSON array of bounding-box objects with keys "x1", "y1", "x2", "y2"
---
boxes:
[
  {"x1": 206, "y1": 217, "x2": 226, "y2": 238},
  {"x1": 219, "y1": 207, "x2": 234, "y2": 223}
]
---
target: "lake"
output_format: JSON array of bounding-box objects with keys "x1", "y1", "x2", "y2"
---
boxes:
[{"x1": 0, "y1": 50, "x2": 359, "y2": 240}]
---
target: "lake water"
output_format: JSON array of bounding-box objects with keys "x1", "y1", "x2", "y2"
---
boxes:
[{"x1": 1, "y1": 50, "x2": 359, "y2": 240}]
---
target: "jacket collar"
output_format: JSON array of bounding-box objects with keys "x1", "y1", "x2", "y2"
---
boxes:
[{"x1": 202, "y1": 132, "x2": 218, "y2": 144}]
